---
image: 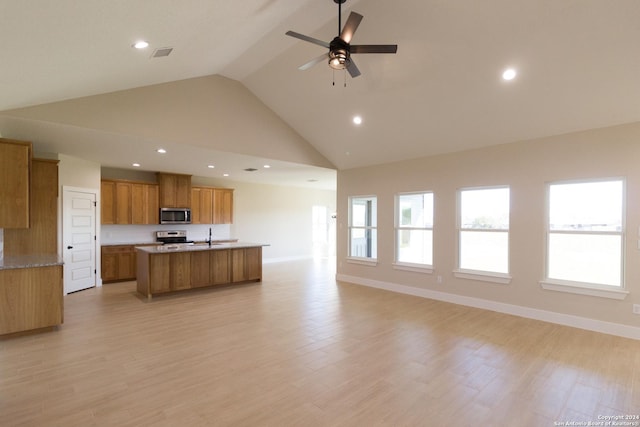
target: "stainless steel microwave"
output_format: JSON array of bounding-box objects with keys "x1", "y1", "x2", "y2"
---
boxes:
[{"x1": 160, "y1": 208, "x2": 191, "y2": 224}]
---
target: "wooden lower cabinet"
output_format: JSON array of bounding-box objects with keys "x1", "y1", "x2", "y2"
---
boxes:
[
  {"x1": 148, "y1": 253, "x2": 170, "y2": 293},
  {"x1": 0, "y1": 265, "x2": 63, "y2": 335},
  {"x1": 210, "y1": 250, "x2": 230, "y2": 285},
  {"x1": 101, "y1": 245, "x2": 136, "y2": 283},
  {"x1": 102, "y1": 244, "x2": 161, "y2": 283},
  {"x1": 231, "y1": 247, "x2": 262, "y2": 282},
  {"x1": 191, "y1": 250, "x2": 211, "y2": 288},
  {"x1": 170, "y1": 252, "x2": 191, "y2": 291},
  {"x1": 137, "y1": 247, "x2": 261, "y2": 298}
]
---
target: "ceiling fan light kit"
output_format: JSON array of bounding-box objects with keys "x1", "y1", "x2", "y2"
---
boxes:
[{"x1": 286, "y1": 0, "x2": 397, "y2": 79}]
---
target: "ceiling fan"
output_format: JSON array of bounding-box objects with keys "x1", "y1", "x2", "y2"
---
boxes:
[{"x1": 285, "y1": 0, "x2": 397, "y2": 78}]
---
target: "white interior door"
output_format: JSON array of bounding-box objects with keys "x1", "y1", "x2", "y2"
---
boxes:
[{"x1": 63, "y1": 189, "x2": 97, "y2": 294}]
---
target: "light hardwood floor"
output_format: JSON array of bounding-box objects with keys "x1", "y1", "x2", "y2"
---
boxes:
[{"x1": 2, "y1": 258, "x2": 639, "y2": 426}]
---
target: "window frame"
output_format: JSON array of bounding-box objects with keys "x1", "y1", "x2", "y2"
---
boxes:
[
  {"x1": 540, "y1": 177, "x2": 628, "y2": 300},
  {"x1": 393, "y1": 191, "x2": 434, "y2": 273},
  {"x1": 454, "y1": 185, "x2": 512, "y2": 284},
  {"x1": 347, "y1": 195, "x2": 378, "y2": 266}
]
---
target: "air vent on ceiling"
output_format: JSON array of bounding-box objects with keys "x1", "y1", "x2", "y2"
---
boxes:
[
  {"x1": 244, "y1": 168, "x2": 258, "y2": 172},
  {"x1": 151, "y1": 47, "x2": 173, "y2": 58}
]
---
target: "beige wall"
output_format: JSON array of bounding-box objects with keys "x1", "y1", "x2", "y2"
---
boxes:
[
  {"x1": 193, "y1": 176, "x2": 336, "y2": 261},
  {"x1": 336, "y1": 122, "x2": 640, "y2": 333},
  {"x1": 4, "y1": 75, "x2": 333, "y2": 169}
]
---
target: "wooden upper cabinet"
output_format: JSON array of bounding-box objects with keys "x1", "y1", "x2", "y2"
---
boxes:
[
  {"x1": 132, "y1": 183, "x2": 159, "y2": 225},
  {"x1": 213, "y1": 188, "x2": 233, "y2": 224},
  {"x1": 101, "y1": 179, "x2": 158, "y2": 225},
  {"x1": 0, "y1": 138, "x2": 32, "y2": 228},
  {"x1": 115, "y1": 182, "x2": 132, "y2": 224},
  {"x1": 157, "y1": 173, "x2": 191, "y2": 208},
  {"x1": 4, "y1": 159, "x2": 59, "y2": 256},
  {"x1": 101, "y1": 181, "x2": 116, "y2": 225},
  {"x1": 146, "y1": 184, "x2": 159, "y2": 224},
  {"x1": 191, "y1": 186, "x2": 231, "y2": 224},
  {"x1": 191, "y1": 187, "x2": 213, "y2": 224}
]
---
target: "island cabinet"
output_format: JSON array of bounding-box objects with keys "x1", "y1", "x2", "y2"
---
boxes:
[
  {"x1": 0, "y1": 138, "x2": 31, "y2": 229},
  {"x1": 231, "y1": 247, "x2": 261, "y2": 282},
  {"x1": 137, "y1": 245, "x2": 262, "y2": 298},
  {"x1": 101, "y1": 180, "x2": 158, "y2": 225}
]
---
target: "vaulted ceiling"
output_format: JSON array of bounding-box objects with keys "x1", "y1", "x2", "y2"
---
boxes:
[{"x1": 1, "y1": 0, "x2": 639, "y2": 188}]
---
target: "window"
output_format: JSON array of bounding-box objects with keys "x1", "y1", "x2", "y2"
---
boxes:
[
  {"x1": 348, "y1": 196, "x2": 377, "y2": 261},
  {"x1": 457, "y1": 186, "x2": 510, "y2": 280},
  {"x1": 544, "y1": 179, "x2": 624, "y2": 294},
  {"x1": 395, "y1": 192, "x2": 433, "y2": 268}
]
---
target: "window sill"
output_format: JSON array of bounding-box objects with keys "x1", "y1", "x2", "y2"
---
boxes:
[
  {"x1": 453, "y1": 269, "x2": 512, "y2": 285},
  {"x1": 539, "y1": 280, "x2": 629, "y2": 300},
  {"x1": 393, "y1": 263, "x2": 433, "y2": 274},
  {"x1": 346, "y1": 257, "x2": 378, "y2": 267}
]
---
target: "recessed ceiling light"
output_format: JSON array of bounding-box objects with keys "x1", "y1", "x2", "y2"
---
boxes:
[
  {"x1": 353, "y1": 116, "x2": 362, "y2": 125},
  {"x1": 132, "y1": 41, "x2": 149, "y2": 49},
  {"x1": 223, "y1": 173, "x2": 229, "y2": 177},
  {"x1": 207, "y1": 165, "x2": 215, "y2": 169},
  {"x1": 132, "y1": 163, "x2": 141, "y2": 167},
  {"x1": 502, "y1": 68, "x2": 517, "y2": 81},
  {"x1": 263, "y1": 165, "x2": 271, "y2": 168},
  {"x1": 156, "y1": 148, "x2": 167, "y2": 154}
]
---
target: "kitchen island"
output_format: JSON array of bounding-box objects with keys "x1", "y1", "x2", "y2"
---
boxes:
[{"x1": 136, "y1": 242, "x2": 266, "y2": 299}]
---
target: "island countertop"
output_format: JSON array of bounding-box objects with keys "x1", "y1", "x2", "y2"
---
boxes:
[{"x1": 135, "y1": 242, "x2": 268, "y2": 254}]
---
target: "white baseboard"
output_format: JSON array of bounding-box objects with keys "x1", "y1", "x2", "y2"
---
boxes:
[{"x1": 336, "y1": 273, "x2": 640, "y2": 341}]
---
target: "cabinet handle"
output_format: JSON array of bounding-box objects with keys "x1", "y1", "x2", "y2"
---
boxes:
[{"x1": 67, "y1": 246, "x2": 73, "y2": 249}]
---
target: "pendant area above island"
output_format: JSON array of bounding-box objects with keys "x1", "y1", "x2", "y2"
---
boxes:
[{"x1": 136, "y1": 243, "x2": 267, "y2": 299}]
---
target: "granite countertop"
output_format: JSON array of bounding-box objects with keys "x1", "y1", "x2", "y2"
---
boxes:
[
  {"x1": 102, "y1": 239, "x2": 238, "y2": 247},
  {"x1": 135, "y1": 242, "x2": 268, "y2": 254},
  {"x1": 0, "y1": 254, "x2": 64, "y2": 270},
  {"x1": 101, "y1": 242, "x2": 163, "y2": 247}
]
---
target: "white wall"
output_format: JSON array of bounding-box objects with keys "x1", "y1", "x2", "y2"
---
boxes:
[{"x1": 336, "y1": 121, "x2": 640, "y2": 338}]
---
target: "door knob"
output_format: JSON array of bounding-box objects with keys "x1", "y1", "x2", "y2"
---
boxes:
[{"x1": 67, "y1": 245, "x2": 73, "y2": 249}]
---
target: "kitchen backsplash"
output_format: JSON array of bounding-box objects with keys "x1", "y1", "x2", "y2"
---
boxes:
[{"x1": 101, "y1": 224, "x2": 231, "y2": 245}]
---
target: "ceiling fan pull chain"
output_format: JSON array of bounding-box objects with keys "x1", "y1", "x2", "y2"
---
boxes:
[
  {"x1": 344, "y1": 69, "x2": 347, "y2": 87},
  {"x1": 332, "y1": 69, "x2": 335, "y2": 86}
]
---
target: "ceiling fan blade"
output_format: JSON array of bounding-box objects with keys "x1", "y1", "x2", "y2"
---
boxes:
[
  {"x1": 346, "y1": 59, "x2": 361, "y2": 78},
  {"x1": 299, "y1": 53, "x2": 327, "y2": 71},
  {"x1": 285, "y1": 31, "x2": 330, "y2": 48},
  {"x1": 350, "y1": 44, "x2": 398, "y2": 54},
  {"x1": 339, "y1": 12, "x2": 363, "y2": 44}
]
